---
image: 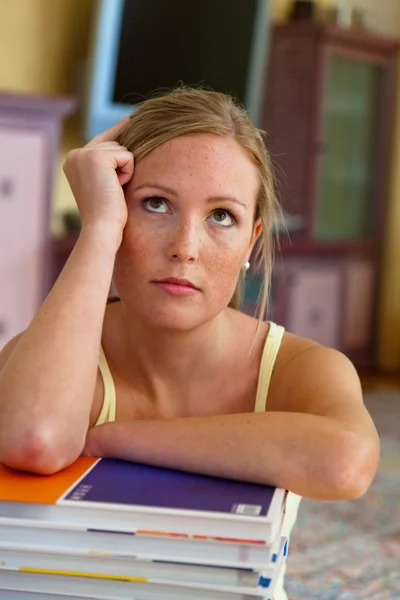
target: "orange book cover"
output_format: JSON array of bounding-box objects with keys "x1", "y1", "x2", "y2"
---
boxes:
[{"x1": 0, "y1": 457, "x2": 98, "y2": 504}]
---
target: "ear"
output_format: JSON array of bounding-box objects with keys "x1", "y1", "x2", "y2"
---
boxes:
[{"x1": 246, "y1": 217, "x2": 263, "y2": 261}]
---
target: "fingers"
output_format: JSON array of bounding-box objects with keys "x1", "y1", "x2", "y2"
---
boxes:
[
  {"x1": 88, "y1": 141, "x2": 128, "y2": 150},
  {"x1": 113, "y1": 151, "x2": 135, "y2": 186},
  {"x1": 83, "y1": 141, "x2": 135, "y2": 185},
  {"x1": 86, "y1": 116, "x2": 131, "y2": 147},
  {"x1": 85, "y1": 122, "x2": 135, "y2": 187}
]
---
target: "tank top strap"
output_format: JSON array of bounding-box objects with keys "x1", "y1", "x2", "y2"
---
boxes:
[
  {"x1": 94, "y1": 345, "x2": 117, "y2": 426},
  {"x1": 95, "y1": 323, "x2": 284, "y2": 425},
  {"x1": 254, "y1": 322, "x2": 285, "y2": 413}
]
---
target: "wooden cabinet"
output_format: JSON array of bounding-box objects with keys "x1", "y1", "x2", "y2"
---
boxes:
[
  {"x1": 342, "y1": 257, "x2": 375, "y2": 352},
  {"x1": 0, "y1": 94, "x2": 75, "y2": 350},
  {"x1": 252, "y1": 23, "x2": 399, "y2": 368},
  {"x1": 269, "y1": 256, "x2": 375, "y2": 355},
  {"x1": 262, "y1": 23, "x2": 398, "y2": 246}
]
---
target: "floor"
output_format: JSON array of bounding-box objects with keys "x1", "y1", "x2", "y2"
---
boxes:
[{"x1": 284, "y1": 378, "x2": 400, "y2": 599}]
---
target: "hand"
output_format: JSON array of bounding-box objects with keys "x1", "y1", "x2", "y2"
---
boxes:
[{"x1": 63, "y1": 118, "x2": 134, "y2": 243}]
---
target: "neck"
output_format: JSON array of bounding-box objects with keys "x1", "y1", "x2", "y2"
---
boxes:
[{"x1": 115, "y1": 305, "x2": 237, "y2": 408}]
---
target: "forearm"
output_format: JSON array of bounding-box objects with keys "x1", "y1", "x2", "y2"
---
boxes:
[
  {"x1": 85, "y1": 411, "x2": 377, "y2": 501},
  {"x1": 0, "y1": 224, "x2": 119, "y2": 471}
]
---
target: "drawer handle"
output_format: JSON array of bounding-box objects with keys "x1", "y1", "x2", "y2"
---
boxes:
[
  {"x1": 0, "y1": 178, "x2": 14, "y2": 199},
  {"x1": 0, "y1": 319, "x2": 6, "y2": 336},
  {"x1": 309, "y1": 309, "x2": 322, "y2": 325}
]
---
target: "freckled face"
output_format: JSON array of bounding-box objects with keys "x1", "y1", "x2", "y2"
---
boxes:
[{"x1": 113, "y1": 134, "x2": 261, "y2": 330}]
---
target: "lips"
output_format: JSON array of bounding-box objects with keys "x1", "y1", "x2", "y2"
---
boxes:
[{"x1": 154, "y1": 277, "x2": 199, "y2": 290}]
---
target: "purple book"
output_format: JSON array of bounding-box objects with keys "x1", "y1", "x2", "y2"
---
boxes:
[
  {"x1": 64, "y1": 459, "x2": 278, "y2": 517},
  {"x1": 56, "y1": 459, "x2": 286, "y2": 543}
]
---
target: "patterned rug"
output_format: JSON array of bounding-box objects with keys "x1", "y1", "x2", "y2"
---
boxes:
[{"x1": 284, "y1": 389, "x2": 400, "y2": 599}]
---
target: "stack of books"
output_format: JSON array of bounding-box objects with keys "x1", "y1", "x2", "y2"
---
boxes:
[{"x1": 0, "y1": 457, "x2": 288, "y2": 600}]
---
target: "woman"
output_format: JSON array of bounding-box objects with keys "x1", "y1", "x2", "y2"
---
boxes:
[{"x1": 0, "y1": 87, "x2": 379, "y2": 599}]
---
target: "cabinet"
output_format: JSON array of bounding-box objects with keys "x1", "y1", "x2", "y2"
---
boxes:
[
  {"x1": 0, "y1": 94, "x2": 75, "y2": 350},
  {"x1": 252, "y1": 23, "x2": 399, "y2": 368},
  {"x1": 283, "y1": 261, "x2": 343, "y2": 348},
  {"x1": 263, "y1": 23, "x2": 398, "y2": 245}
]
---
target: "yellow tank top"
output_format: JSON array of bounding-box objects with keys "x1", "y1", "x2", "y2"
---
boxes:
[
  {"x1": 95, "y1": 321, "x2": 300, "y2": 600},
  {"x1": 96, "y1": 321, "x2": 284, "y2": 426}
]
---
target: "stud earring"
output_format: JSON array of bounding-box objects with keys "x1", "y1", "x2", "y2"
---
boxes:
[{"x1": 243, "y1": 261, "x2": 250, "y2": 271}]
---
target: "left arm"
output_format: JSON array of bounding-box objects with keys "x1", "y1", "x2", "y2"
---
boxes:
[{"x1": 84, "y1": 347, "x2": 379, "y2": 501}]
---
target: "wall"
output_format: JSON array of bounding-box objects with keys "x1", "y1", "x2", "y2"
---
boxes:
[
  {"x1": 378, "y1": 16, "x2": 400, "y2": 370},
  {"x1": 0, "y1": 0, "x2": 94, "y2": 234}
]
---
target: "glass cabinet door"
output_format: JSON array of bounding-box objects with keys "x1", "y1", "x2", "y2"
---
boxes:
[{"x1": 315, "y1": 55, "x2": 382, "y2": 241}]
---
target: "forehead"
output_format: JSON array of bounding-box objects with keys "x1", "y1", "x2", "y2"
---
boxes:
[{"x1": 134, "y1": 134, "x2": 259, "y2": 200}]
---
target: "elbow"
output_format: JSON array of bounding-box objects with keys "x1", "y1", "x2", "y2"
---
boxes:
[
  {"x1": 1, "y1": 425, "x2": 84, "y2": 475},
  {"x1": 327, "y1": 431, "x2": 380, "y2": 500}
]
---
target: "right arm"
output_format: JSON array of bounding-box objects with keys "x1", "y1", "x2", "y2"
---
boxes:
[{"x1": 0, "y1": 119, "x2": 133, "y2": 474}]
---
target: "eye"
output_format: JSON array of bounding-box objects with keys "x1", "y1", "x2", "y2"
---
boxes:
[
  {"x1": 142, "y1": 196, "x2": 168, "y2": 213},
  {"x1": 208, "y1": 209, "x2": 237, "y2": 227}
]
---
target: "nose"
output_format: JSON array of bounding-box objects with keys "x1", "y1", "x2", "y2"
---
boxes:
[{"x1": 168, "y1": 218, "x2": 200, "y2": 264}]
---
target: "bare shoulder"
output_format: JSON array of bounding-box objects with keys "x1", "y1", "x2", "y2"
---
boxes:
[
  {"x1": 268, "y1": 330, "x2": 364, "y2": 414},
  {"x1": 225, "y1": 312, "x2": 363, "y2": 420}
]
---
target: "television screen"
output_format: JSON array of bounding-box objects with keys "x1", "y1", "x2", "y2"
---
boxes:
[
  {"x1": 115, "y1": 0, "x2": 258, "y2": 106},
  {"x1": 84, "y1": 0, "x2": 270, "y2": 139}
]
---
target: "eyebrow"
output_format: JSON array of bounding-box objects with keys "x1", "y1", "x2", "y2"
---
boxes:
[{"x1": 133, "y1": 183, "x2": 249, "y2": 209}]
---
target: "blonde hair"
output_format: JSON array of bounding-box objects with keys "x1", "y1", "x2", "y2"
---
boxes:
[{"x1": 117, "y1": 86, "x2": 281, "y2": 322}]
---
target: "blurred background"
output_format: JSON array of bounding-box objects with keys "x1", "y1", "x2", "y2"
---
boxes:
[
  {"x1": 1, "y1": 0, "x2": 400, "y2": 374},
  {"x1": 0, "y1": 1, "x2": 400, "y2": 597}
]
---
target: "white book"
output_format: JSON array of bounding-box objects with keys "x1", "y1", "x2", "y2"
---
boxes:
[
  {"x1": 0, "y1": 543, "x2": 283, "y2": 589},
  {"x1": 0, "y1": 516, "x2": 284, "y2": 570},
  {"x1": 0, "y1": 570, "x2": 276, "y2": 600},
  {"x1": 0, "y1": 539, "x2": 287, "y2": 600},
  {"x1": 0, "y1": 593, "x2": 101, "y2": 600}
]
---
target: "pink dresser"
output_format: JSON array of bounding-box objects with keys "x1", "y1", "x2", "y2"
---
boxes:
[{"x1": 0, "y1": 93, "x2": 75, "y2": 350}]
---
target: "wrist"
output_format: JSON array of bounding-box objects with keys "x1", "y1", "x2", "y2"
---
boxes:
[{"x1": 79, "y1": 221, "x2": 123, "y2": 254}]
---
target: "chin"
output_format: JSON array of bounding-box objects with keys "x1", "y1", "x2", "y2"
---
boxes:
[
  {"x1": 130, "y1": 296, "x2": 224, "y2": 332},
  {"x1": 143, "y1": 306, "x2": 218, "y2": 332},
  {"x1": 113, "y1": 279, "x2": 233, "y2": 331}
]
